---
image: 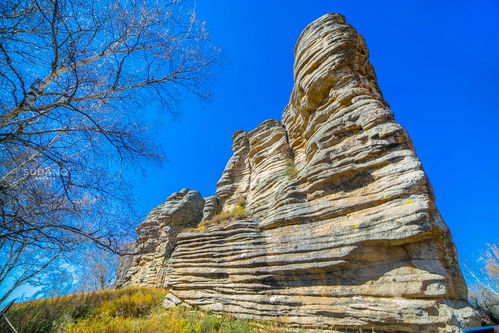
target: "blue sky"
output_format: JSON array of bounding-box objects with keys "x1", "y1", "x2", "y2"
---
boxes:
[{"x1": 134, "y1": 0, "x2": 499, "y2": 265}]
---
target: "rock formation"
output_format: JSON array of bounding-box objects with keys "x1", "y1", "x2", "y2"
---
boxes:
[
  {"x1": 116, "y1": 14, "x2": 479, "y2": 332},
  {"x1": 115, "y1": 189, "x2": 205, "y2": 288}
]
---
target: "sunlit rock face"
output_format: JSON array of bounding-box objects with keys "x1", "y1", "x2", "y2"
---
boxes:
[
  {"x1": 115, "y1": 189, "x2": 204, "y2": 288},
  {"x1": 117, "y1": 14, "x2": 479, "y2": 332}
]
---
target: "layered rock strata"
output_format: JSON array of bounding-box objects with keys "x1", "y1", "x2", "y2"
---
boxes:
[
  {"x1": 117, "y1": 14, "x2": 478, "y2": 332},
  {"x1": 115, "y1": 189, "x2": 204, "y2": 287}
]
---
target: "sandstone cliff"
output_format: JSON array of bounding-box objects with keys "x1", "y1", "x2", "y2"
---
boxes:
[{"x1": 116, "y1": 14, "x2": 479, "y2": 332}]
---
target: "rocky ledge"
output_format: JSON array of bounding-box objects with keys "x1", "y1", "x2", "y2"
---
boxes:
[{"x1": 116, "y1": 14, "x2": 479, "y2": 332}]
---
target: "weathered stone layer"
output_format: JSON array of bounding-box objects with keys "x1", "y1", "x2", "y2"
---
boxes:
[
  {"x1": 167, "y1": 220, "x2": 475, "y2": 331},
  {"x1": 115, "y1": 189, "x2": 205, "y2": 288}
]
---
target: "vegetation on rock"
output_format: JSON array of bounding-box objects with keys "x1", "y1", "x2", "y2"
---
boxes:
[
  {"x1": 285, "y1": 159, "x2": 298, "y2": 180},
  {"x1": 188, "y1": 198, "x2": 249, "y2": 233}
]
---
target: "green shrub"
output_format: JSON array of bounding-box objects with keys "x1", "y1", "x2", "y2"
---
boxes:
[
  {"x1": 230, "y1": 204, "x2": 247, "y2": 219},
  {"x1": 210, "y1": 203, "x2": 248, "y2": 224},
  {"x1": 188, "y1": 198, "x2": 249, "y2": 233}
]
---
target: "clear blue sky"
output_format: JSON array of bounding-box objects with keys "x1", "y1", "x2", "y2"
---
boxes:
[{"x1": 134, "y1": 0, "x2": 499, "y2": 265}]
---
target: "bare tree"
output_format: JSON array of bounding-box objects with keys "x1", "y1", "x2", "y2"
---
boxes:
[
  {"x1": 75, "y1": 247, "x2": 117, "y2": 292},
  {"x1": 484, "y1": 244, "x2": 499, "y2": 281},
  {"x1": 0, "y1": 0, "x2": 217, "y2": 302},
  {"x1": 466, "y1": 243, "x2": 499, "y2": 324},
  {"x1": 0, "y1": 239, "x2": 59, "y2": 304}
]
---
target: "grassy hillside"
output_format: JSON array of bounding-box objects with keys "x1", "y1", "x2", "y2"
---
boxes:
[{"x1": 1, "y1": 287, "x2": 294, "y2": 333}]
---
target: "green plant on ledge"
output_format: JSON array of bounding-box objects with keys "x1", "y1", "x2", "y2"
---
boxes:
[
  {"x1": 285, "y1": 158, "x2": 298, "y2": 180},
  {"x1": 187, "y1": 197, "x2": 249, "y2": 233}
]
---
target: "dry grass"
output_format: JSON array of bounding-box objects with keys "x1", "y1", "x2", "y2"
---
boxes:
[
  {"x1": 285, "y1": 159, "x2": 298, "y2": 180},
  {"x1": 2, "y1": 287, "x2": 294, "y2": 333},
  {"x1": 187, "y1": 199, "x2": 249, "y2": 233},
  {"x1": 2, "y1": 287, "x2": 166, "y2": 333}
]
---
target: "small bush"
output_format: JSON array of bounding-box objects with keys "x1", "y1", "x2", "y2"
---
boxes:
[
  {"x1": 210, "y1": 211, "x2": 230, "y2": 224},
  {"x1": 185, "y1": 220, "x2": 213, "y2": 233},
  {"x1": 230, "y1": 204, "x2": 247, "y2": 219},
  {"x1": 188, "y1": 197, "x2": 249, "y2": 233},
  {"x1": 210, "y1": 204, "x2": 248, "y2": 224}
]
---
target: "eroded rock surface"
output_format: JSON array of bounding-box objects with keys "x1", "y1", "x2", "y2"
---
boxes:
[
  {"x1": 202, "y1": 195, "x2": 222, "y2": 221},
  {"x1": 115, "y1": 189, "x2": 204, "y2": 288},
  {"x1": 117, "y1": 14, "x2": 478, "y2": 332}
]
